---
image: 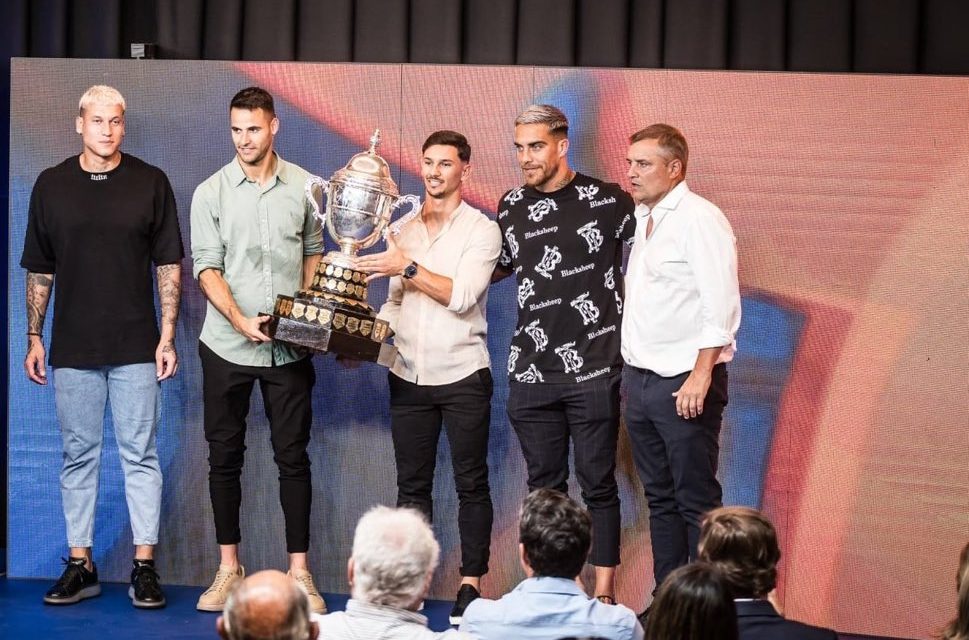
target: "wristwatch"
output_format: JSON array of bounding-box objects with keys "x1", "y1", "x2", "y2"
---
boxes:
[{"x1": 402, "y1": 261, "x2": 419, "y2": 279}]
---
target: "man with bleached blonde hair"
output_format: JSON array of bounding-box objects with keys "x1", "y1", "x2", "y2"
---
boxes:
[
  {"x1": 22, "y1": 84, "x2": 183, "y2": 608},
  {"x1": 315, "y1": 506, "x2": 474, "y2": 639}
]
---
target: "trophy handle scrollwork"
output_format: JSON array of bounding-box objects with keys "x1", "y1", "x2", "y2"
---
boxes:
[
  {"x1": 305, "y1": 175, "x2": 329, "y2": 226},
  {"x1": 386, "y1": 194, "x2": 423, "y2": 238}
]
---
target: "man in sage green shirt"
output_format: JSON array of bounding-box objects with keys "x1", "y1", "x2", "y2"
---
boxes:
[{"x1": 190, "y1": 87, "x2": 325, "y2": 613}]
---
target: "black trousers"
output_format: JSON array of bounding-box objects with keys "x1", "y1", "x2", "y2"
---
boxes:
[
  {"x1": 389, "y1": 368, "x2": 494, "y2": 577},
  {"x1": 199, "y1": 342, "x2": 316, "y2": 553},
  {"x1": 623, "y1": 363, "x2": 727, "y2": 592},
  {"x1": 507, "y1": 373, "x2": 622, "y2": 567}
]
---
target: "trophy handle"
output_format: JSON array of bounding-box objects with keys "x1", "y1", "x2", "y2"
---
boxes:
[
  {"x1": 386, "y1": 194, "x2": 422, "y2": 238},
  {"x1": 305, "y1": 175, "x2": 329, "y2": 225}
]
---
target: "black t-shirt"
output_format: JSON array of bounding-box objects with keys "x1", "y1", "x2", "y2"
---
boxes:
[
  {"x1": 497, "y1": 173, "x2": 635, "y2": 384},
  {"x1": 20, "y1": 153, "x2": 184, "y2": 367}
]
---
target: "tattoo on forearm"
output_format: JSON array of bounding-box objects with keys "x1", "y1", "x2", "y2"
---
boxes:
[
  {"x1": 26, "y1": 272, "x2": 53, "y2": 334},
  {"x1": 156, "y1": 263, "x2": 182, "y2": 331}
]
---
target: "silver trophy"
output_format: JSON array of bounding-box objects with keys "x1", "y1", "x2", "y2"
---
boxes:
[{"x1": 267, "y1": 130, "x2": 420, "y2": 365}]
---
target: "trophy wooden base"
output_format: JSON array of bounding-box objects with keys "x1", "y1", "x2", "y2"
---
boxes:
[{"x1": 266, "y1": 290, "x2": 397, "y2": 367}]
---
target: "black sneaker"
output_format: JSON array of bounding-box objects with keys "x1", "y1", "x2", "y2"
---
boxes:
[
  {"x1": 449, "y1": 584, "x2": 480, "y2": 625},
  {"x1": 129, "y1": 559, "x2": 166, "y2": 609},
  {"x1": 44, "y1": 557, "x2": 101, "y2": 605}
]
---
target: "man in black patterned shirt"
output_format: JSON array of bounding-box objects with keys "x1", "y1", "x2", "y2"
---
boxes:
[{"x1": 493, "y1": 104, "x2": 635, "y2": 603}]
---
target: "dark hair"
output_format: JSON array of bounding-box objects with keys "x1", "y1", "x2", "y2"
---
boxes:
[
  {"x1": 645, "y1": 563, "x2": 738, "y2": 640},
  {"x1": 519, "y1": 489, "x2": 591, "y2": 579},
  {"x1": 938, "y1": 541, "x2": 969, "y2": 640},
  {"x1": 629, "y1": 123, "x2": 688, "y2": 176},
  {"x1": 422, "y1": 130, "x2": 471, "y2": 162},
  {"x1": 230, "y1": 86, "x2": 275, "y2": 117},
  {"x1": 698, "y1": 506, "x2": 780, "y2": 598}
]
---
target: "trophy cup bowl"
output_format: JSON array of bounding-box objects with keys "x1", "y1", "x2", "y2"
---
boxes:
[{"x1": 267, "y1": 130, "x2": 420, "y2": 366}]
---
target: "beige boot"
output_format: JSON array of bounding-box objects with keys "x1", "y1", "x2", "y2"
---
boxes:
[
  {"x1": 289, "y1": 569, "x2": 327, "y2": 614},
  {"x1": 197, "y1": 564, "x2": 245, "y2": 612}
]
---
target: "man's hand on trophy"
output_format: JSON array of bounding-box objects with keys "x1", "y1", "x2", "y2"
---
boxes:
[
  {"x1": 355, "y1": 234, "x2": 410, "y2": 282},
  {"x1": 233, "y1": 313, "x2": 273, "y2": 343}
]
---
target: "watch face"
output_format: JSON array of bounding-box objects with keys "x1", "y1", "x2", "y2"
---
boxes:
[{"x1": 404, "y1": 262, "x2": 418, "y2": 279}]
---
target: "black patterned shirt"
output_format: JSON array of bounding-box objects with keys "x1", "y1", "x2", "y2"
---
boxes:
[{"x1": 497, "y1": 173, "x2": 635, "y2": 384}]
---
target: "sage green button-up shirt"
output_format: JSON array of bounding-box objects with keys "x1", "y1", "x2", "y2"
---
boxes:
[{"x1": 191, "y1": 154, "x2": 323, "y2": 367}]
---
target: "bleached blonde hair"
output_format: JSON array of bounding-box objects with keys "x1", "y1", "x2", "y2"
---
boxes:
[{"x1": 78, "y1": 85, "x2": 126, "y2": 115}]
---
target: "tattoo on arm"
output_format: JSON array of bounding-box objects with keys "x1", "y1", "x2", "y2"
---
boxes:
[
  {"x1": 26, "y1": 272, "x2": 53, "y2": 334},
  {"x1": 156, "y1": 263, "x2": 182, "y2": 337}
]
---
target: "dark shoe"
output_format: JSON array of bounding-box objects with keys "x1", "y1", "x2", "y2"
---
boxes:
[
  {"x1": 637, "y1": 605, "x2": 652, "y2": 628},
  {"x1": 449, "y1": 584, "x2": 480, "y2": 625},
  {"x1": 44, "y1": 557, "x2": 101, "y2": 605},
  {"x1": 129, "y1": 559, "x2": 166, "y2": 609}
]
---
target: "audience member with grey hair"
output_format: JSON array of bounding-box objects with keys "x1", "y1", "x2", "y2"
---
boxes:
[
  {"x1": 315, "y1": 506, "x2": 474, "y2": 639},
  {"x1": 217, "y1": 570, "x2": 318, "y2": 640}
]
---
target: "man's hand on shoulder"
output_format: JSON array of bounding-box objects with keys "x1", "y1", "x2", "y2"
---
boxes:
[{"x1": 24, "y1": 336, "x2": 47, "y2": 385}]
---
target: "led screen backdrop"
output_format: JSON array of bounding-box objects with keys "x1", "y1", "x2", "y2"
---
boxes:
[{"x1": 7, "y1": 58, "x2": 968, "y2": 639}]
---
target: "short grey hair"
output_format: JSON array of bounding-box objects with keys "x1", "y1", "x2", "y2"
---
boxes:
[
  {"x1": 351, "y1": 506, "x2": 439, "y2": 609},
  {"x1": 223, "y1": 574, "x2": 311, "y2": 640},
  {"x1": 78, "y1": 85, "x2": 126, "y2": 115},
  {"x1": 515, "y1": 104, "x2": 568, "y2": 136}
]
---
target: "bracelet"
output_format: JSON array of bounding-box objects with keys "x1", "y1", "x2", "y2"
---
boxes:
[{"x1": 27, "y1": 332, "x2": 42, "y2": 337}]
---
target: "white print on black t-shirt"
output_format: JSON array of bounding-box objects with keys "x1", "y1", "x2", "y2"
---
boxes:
[
  {"x1": 527, "y1": 198, "x2": 558, "y2": 222},
  {"x1": 505, "y1": 225, "x2": 520, "y2": 259},
  {"x1": 518, "y1": 277, "x2": 536, "y2": 308},
  {"x1": 535, "y1": 245, "x2": 562, "y2": 279},
  {"x1": 508, "y1": 345, "x2": 521, "y2": 373},
  {"x1": 524, "y1": 319, "x2": 549, "y2": 352},
  {"x1": 498, "y1": 209, "x2": 509, "y2": 219},
  {"x1": 576, "y1": 184, "x2": 599, "y2": 201},
  {"x1": 505, "y1": 187, "x2": 524, "y2": 205},
  {"x1": 560, "y1": 263, "x2": 594, "y2": 278},
  {"x1": 555, "y1": 342, "x2": 584, "y2": 373},
  {"x1": 615, "y1": 290, "x2": 623, "y2": 314},
  {"x1": 515, "y1": 363, "x2": 544, "y2": 383},
  {"x1": 604, "y1": 266, "x2": 615, "y2": 290},
  {"x1": 576, "y1": 220, "x2": 603, "y2": 253},
  {"x1": 90, "y1": 173, "x2": 108, "y2": 181},
  {"x1": 524, "y1": 226, "x2": 558, "y2": 239},
  {"x1": 616, "y1": 213, "x2": 632, "y2": 239},
  {"x1": 499, "y1": 246, "x2": 512, "y2": 268},
  {"x1": 570, "y1": 292, "x2": 600, "y2": 326}
]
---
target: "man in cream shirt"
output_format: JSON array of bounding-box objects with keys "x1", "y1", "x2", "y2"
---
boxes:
[
  {"x1": 621, "y1": 124, "x2": 741, "y2": 618},
  {"x1": 355, "y1": 130, "x2": 501, "y2": 625}
]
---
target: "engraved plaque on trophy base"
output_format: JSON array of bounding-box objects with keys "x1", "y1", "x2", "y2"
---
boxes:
[{"x1": 266, "y1": 260, "x2": 397, "y2": 367}]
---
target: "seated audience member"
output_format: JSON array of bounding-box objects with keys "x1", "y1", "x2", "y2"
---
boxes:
[
  {"x1": 459, "y1": 488, "x2": 643, "y2": 640},
  {"x1": 645, "y1": 562, "x2": 737, "y2": 640},
  {"x1": 217, "y1": 569, "x2": 318, "y2": 640},
  {"x1": 937, "y1": 541, "x2": 968, "y2": 640},
  {"x1": 698, "y1": 506, "x2": 838, "y2": 639},
  {"x1": 316, "y1": 505, "x2": 473, "y2": 639}
]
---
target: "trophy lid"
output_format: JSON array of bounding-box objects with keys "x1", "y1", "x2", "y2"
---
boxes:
[{"x1": 331, "y1": 129, "x2": 400, "y2": 197}]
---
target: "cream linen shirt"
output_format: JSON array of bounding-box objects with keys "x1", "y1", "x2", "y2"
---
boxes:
[
  {"x1": 378, "y1": 200, "x2": 501, "y2": 385},
  {"x1": 621, "y1": 181, "x2": 741, "y2": 376}
]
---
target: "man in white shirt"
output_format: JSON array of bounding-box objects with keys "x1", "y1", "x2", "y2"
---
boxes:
[
  {"x1": 354, "y1": 130, "x2": 502, "y2": 625},
  {"x1": 621, "y1": 124, "x2": 741, "y2": 613}
]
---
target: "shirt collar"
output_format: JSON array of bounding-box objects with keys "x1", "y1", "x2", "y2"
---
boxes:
[
  {"x1": 345, "y1": 599, "x2": 428, "y2": 625},
  {"x1": 653, "y1": 180, "x2": 689, "y2": 212},
  {"x1": 227, "y1": 152, "x2": 287, "y2": 187},
  {"x1": 515, "y1": 576, "x2": 588, "y2": 596}
]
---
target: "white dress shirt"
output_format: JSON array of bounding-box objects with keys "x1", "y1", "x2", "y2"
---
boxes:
[
  {"x1": 378, "y1": 200, "x2": 502, "y2": 385},
  {"x1": 622, "y1": 181, "x2": 740, "y2": 377}
]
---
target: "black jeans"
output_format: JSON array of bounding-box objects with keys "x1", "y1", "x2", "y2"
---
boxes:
[
  {"x1": 507, "y1": 373, "x2": 622, "y2": 567},
  {"x1": 623, "y1": 363, "x2": 727, "y2": 592},
  {"x1": 389, "y1": 368, "x2": 494, "y2": 577},
  {"x1": 199, "y1": 342, "x2": 316, "y2": 553}
]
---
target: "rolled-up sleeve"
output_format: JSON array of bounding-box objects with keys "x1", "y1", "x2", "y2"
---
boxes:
[
  {"x1": 190, "y1": 181, "x2": 225, "y2": 279},
  {"x1": 446, "y1": 217, "x2": 502, "y2": 314},
  {"x1": 302, "y1": 196, "x2": 324, "y2": 255},
  {"x1": 684, "y1": 206, "x2": 741, "y2": 349}
]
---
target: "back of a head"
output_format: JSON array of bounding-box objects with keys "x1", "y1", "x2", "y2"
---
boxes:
[
  {"x1": 222, "y1": 570, "x2": 311, "y2": 640},
  {"x1": 519, "y1": 488, "x2": 591, "y2": 579},
  {"x1": 698, "y1": 506, "x2": 780, "y2": 599},
  {"x1": 939, "y1": 541, "x2": 969, "y2": 640},
  {"x1": 645, "y1": 563, "x2": 738, "y2": 640},
  {"x1": 351, "y1": 505, "x2": 440, "y2": 609}
]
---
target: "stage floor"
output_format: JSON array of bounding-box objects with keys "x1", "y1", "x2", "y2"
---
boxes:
[
  {"x1": 0, "y1": 577, "x2": 894, "y2": 639},
  {"x1": 0, "y1": 577, "x2": 455, "y2": 639}
]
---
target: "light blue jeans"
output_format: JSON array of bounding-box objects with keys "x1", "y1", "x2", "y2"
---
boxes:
[{"x1": 53, "y1": 363, "x2": 162, "y2": 547}]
